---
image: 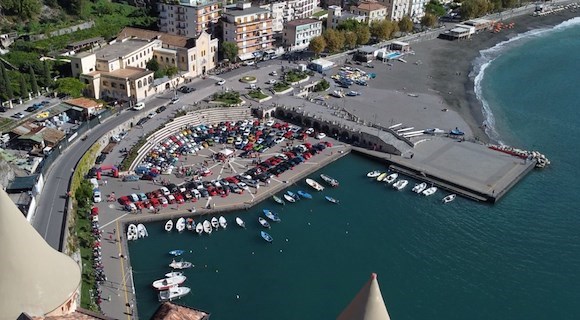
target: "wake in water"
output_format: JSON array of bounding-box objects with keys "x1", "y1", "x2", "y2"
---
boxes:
[{"x1": 471, "y1": 16, "x2": 580, "y2": 144}]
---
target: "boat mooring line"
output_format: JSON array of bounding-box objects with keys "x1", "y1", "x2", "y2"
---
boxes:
[{"x1": 100, "y1": 213, "x2": 129, "y2": 230}]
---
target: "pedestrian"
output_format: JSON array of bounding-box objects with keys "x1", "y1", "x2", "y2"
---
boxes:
[{"x1": 113, "y1": 228, "x2": 116, "y2": 235}]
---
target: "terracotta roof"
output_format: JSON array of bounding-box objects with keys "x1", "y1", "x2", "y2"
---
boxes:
[
  {"x1": 117, "y1": 27, "x2": 197, "y2": 49},
  {"x1": 65, "y1": 97, "x2": 102, "y2": 109},
  {"x1": 29, "y1": 308, "x2": 115, "y2": 319},
  {"x1": 151, "y1": 302, "x2": 210, "y2": 320},
  {"x1": 106, "y1": 67, "x2": 153, "y2": 80},
  {"x1": 355, "y1": 1, "x2": 386, "y2": 11},
  {"x1": 286, "y1": 18, "x2": 321, "y2": 27}
]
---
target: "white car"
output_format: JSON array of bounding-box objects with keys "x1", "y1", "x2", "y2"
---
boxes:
[
  {"x1": 267, "y1": 79, "x2": 277, "y2": 85},
  {"x1": 216, "y1": 79, "x2": 226, "y2": 86},
  {"x1": 93, "y1": 191, "x2": 102, "y2": 203},
  {"x1": 269, "y1": 71, "x2": 278, "y2": 76},
  {"x1": 316, "y1": 132, "x2": 327, "y2": 139},
  {"x1": 266, "y1": 119, "x2": 275, "y2": 126},
  {"x1": 160, "y1": 187, "x2": 170, "y2": 196},
  {"x1": 133, "y1": 102, "x2": 145, "y2": 110},
  {"x1": 306, "y1": 127, "x2": 315, "y2": 135},
  {"x1": 274, "y1": 137, "x2": 285, "y2": 144},
  {"x1": 243, "y1": 61, "x2": 255, "y2": 66},
  {"x1": 238, "y1": 182, "x2": 249, "y2": 190},
  {"x1": 148, "y1": 112, "x2": 157, "y2": 118},
  {"x1": 170, "y1": 97, "x2": 180, "y2": 104}
]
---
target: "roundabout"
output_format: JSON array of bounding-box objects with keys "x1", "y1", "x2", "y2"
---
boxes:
[{"x1": 239, "y1": 75, "x2": 257, "y2": 84}]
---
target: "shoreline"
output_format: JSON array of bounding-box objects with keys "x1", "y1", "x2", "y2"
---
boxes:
[{"x1": 423, "y1": 10, "x2": 580, "y2": 142}]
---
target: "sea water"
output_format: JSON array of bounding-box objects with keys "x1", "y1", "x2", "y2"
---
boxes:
[{"x1": 129, "y1": 20, "x2": 580, "y2": 319}]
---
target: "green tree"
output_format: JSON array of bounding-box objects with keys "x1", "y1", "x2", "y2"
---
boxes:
[
  {"x1": 421, "y1": 13, "x2": 438, "y2": 28},
  {"x1": 460, "y1": 0, "x2": 492, "y2": 19},
  {"x1": 19, "y1": 74, "x2": 28, "y2": 99},
  {"x1": 1, "y1": 65, "x2": 14, "y2": 100},
  {"x1": 355, "y1": 25, "x2": 371, "y2": 45},
  {"x1": 502, "y1": 0, "x2": 518, "y2": 8},
  {"x1": 1, "y1": 0, "x2": 42, "y2": 19},
  {"x1": 54, "y1": 77, "x2": 86, "y2": 98},
  {"x1": 323, "y1": 29, "x2": 344, "y2": 53},
  {"x1": 308, "y1": 36, "x2": 326, "y2": 56},
  {"x1": 146, "y1": 59, "x2": 160, "y2": 72},
  {"x1": 221, "y1": 41, "x2": 239, "y2": 62},
  {"x1": 344, "y1": 31, "x2": 358, "y2": 50},
  {"x1": 399, "y1": 16, "x2": 414, "y2": 33},
  {"x1": 425, "y1": 0, "x2": 447, "y2": 17},
  {"x1": 164, "y1": 65, "x2": 179, "y2": 78},
  {"x1": 337, "y1": 19, "x2": 365, "y2": 32},
  {"x1": 42, "y1": 61, "x2": 52, "y2": 88},
  {"x1": 370, "y1": 21, "x2": 388, "y2": 41},
  {"x1": 29, "y1": 68, "x2": 39, "y2": 95}
]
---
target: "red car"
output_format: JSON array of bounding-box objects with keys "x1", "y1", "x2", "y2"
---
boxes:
[
  {"x1": 174, "y1": 193, "x2": 185, "y2": 204},
  {"x1": 118, "y1": 196, "x2": 130, "y2": 205}
]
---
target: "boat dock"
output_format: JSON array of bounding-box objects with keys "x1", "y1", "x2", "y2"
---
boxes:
[{"x1": 353, "y1": 138, "x2": 537, "y2": 203}]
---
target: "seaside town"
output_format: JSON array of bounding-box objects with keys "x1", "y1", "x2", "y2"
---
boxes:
[{"x1": 0, "y1": 0, "x2": 576, "y2": 319}]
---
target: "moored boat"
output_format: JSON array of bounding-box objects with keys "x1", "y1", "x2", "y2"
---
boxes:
[
  {"x1": 392, "y1": 179, "x2": 408, "y2": 191},
  {"x1": 164, "y1": 220, "x2": 173, "y2": 232},
  {"x1": 260, "y1": 231, "x2": 273, "y2": 243},
  {"x1": 137, "y1": 224, "x2": 148, "y2": 238},
  {"x1": 412, "y1": 182, "x2": 427, "y2": 194},
  {"x1": 203, "y1": 220, "x2": 212, "y2": 234},
  {"x1": 218, "y1": 216, "x2": 227, "y2": 229},
  {"x1": 127, "y1": 224, "x2": 138, "y2": 241},
  {"x1": 169, "y1": 249, "x2": 184, "y2": 256},
  {"x1": 195, "y1": 222, "x2": 203, "y2": 235},
  {"x1": 158, "y1": 286, "x2": 191, "y2": 302},
  {"x1": 165, "y1": 271, "x2": 183, "y2": 278},
  {"x1": 442, "y1": 194, "x2": 456, "y2": 203},
  {"x1": 384, "y1": 173, "x2": 398, "y2": 184},
  {"x1": 152, "y1": 275, "x2": 187, "y2": 291},
  {"x1": 211, "y1": 217, "x2": 219, "y2": 229},
  {"x1": 175, "y1": 218, "x2": 186, "y2": 232},
  {"x1": 422, "y1": 186, "x2": 438, "y2": 196},
  {"x1": 320, "y1": 174, "x2": 339, "y2": 187},
  {"x1": 236, "y1": 217, "x2": 246, "y2": 228},
  {"x1": 367, "y1": 170, "x2": 381, "y2": 178},
  {"x1": 186, "y1": 218, "x2": 194, "y2": 231},
  {"x1": 169, "y1": 259, "x2": 193, "y2": 269},
  {"x1": 325, "y1": 196, "x2": 339, "y2": 204},
  {"x1": 305, "y1": 178, "x2": 325, "y2": 191},
  {"x1": 283, "y1": 194, "x2": 296, "y2": 203},
  {"x1": 273, "y1": 195, "x2": 285, "y2": 205},
  {"x1": 258, "y1": 217, "x2": 271, "y2": 228},
  {"x1": 297, "y1": 190, "x2": 313, "y2": 199},
  {"x1": 263, "y1": 209, "x2": 281, "y2": 222},
  {"x1": 286, "y1": 190, "x2": 300, "y2": 200},
  {"x1": 376, "y1": 172, "x2": 387, "y2": 182}
]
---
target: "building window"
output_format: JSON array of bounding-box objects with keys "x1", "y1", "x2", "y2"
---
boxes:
[
  {"x1": 148, "y1": 76, "x2": 153, "y2": 84},
  {"x1": 75, "y1": 63, "x2": 79, "y2": 68},
  {"x1": 171, "y1": 58, "x2": 175, "y2": 64},
  {"x1": 112, "y1": 83, "x2": 117, "y2": 88},
  {"x1": 84, "y1": 79, "x2": 89, "y2": 84},
  {"x1": 103, "y1": 81, "x2": 109, "y2": 86},
  {"x1": 138, "y1": 80, "x2": 142, "y2": 88},
  {"x1": 120, "y1": 84, "x2": 126, "y2": 89},
  {"x1": 166, "y1": 57, "x2": 169, "y2": 62}
]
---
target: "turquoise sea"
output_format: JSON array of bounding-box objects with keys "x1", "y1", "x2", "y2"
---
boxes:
[{"x1": 129, "y1": 18, "x2": 580, "y2": 320}]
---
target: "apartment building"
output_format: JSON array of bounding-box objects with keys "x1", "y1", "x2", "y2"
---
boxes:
[
  {"x1": 350, "y1": 1, "x2": 388, "y2": 24},
  {"x1": 407, "y1": 0, "x2": 427, "y2": 22},
  {"x1": 157, "y1": 0, "x2": 221, "y2": 37},
  {"x1": 283, "y1": 18, "x2": 323, "y2": 51},
  {"x1": 379, "y1": 0, "x2": 409, "y2": 21},
  {"x1": 222, "y1": 2, "x2": 275, "y2": 58},
  {"x1": 327, "y1": 5, "x2": 366, "y2": 29}
]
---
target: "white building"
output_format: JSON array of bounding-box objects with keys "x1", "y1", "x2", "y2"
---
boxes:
[
  {"x1": 350, "y1": 1, "x2": 388, "y2": 24},
  {"x1": 260, "y1": 0, "x2": 320, "y2": 33},
  {"x1": 283, "y1": 18, "x2": 323, "y2": 51},
  {"x1": 157, "y1": 0, "x2": 221, "y2": 37},
  {"x1": 379, "y1": 0, "x2": 410, "y2": 21},
  {"x1": 407, "y1": 0, "x2": 427, "y2": 22},
  {"x1": 327, "y1": 5, "x2": 366, "y2": 29}
]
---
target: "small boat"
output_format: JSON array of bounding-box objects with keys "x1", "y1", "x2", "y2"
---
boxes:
[
  {"x1": 450, "y1": 128, "x2": 465, "y2": 136},
  {"x1": 165, "y1": 271, "x2": 183, "y2": 278},
  {"x1": 165, "y1": 220, "x2": 173, "y2": 232},
  {"x1": 258, "y1": 217, "x2": 271, "y2": 228},
  {"x1": 261, "y1": 231, "x2": 273, "y2": 243},
  {"x1": 203, "y1": 220, "x2": 212, "y2": 234},
  {"x1": 236, "y1": 217, "x2": 246, "y2": 228},
  {"x1": 169, "y1": 259, "x2": 193, "y2": 269},
  {"x1": 424, "y1": 128, "x2": 445, "y2": 135},
  {"x1": 169, "y1": 250, "x2": 185, "y2": 256},
  {"x1": 218, "y1": 216, "x2": 227, "y2": 229},
  {"x1": 152, "y1": 275, "x2": 187, "y2": 291},
  {"x1": 273, "y1": 195, "x2": 285, "y2": 205},
  {"x1": 137, "y1": 224, "x2": 148, "y2": 238},
  {"x1": 211, "y1": 217, "x2": 219, "y2": 229},
  {"x1": 176, "y1": 218, "x2": 186, "y2": 232},
  {"x1": 442, "y1": 194, "x2": 456, "y2": 203},
  {"x1": 263, "y1": 209, "x2": 281, "y2": 222},
  {"x1": 422, "y1": 186, "x2": 438, "y2": 196},
  {"x1": 412, "y1": 182, "x2": 427, "y2": 194},
  {"x1": 127, "y1": 224, "x2": 138, "y2": 241},
  {"x1": 158, "y1": 286, "x2": 191, "y2": 302},
  {"x1": 325, "y1": 196, "x2": 339, "y2": 204},
  {"x1": 320, "y1": 174, "x2": 339, "y2": 187},
  {"x1": 297, "y1": 190, "x2": 312, "y2": 199},
  {"x1": 392, "y1": 179, "x2": 408, "y2": 191},
  {"x1": 384, "y1": 173, "x2": 398, "y2": 184},
  {"x1": 306, "y1": 178, "x2": 325, "y2": 191},
  {"x1": 283, "y1": 194, "x2": 296, "y2": 203},
  {"x1": 376, "y1": 172, "x2": 387, "y2": 182},
  {"x1": 195, "y1": 222, "x2": 203, "y2": 235},
  {"x1": 367, "y1": 170, "x2": 381, "y2": 178},
  {"x1": 186, "y1": 218, "x2": 194, "y2": 231},
  {"x1": 286, "y1": 190, "x2": 300, "y2": 200}
]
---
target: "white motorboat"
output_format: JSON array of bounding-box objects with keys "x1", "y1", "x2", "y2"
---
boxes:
[
  {"x1": 442, "y1": 194, "x2": 456, "y2": 203},
  {"x1": 392, "y1": 179, "x2": 408, "y2": 191},
  {"x1": 412, "y1": 182, "x2": 427, "y2": 194},
  {"x1": 165, "y1": 271, "x2": 183, "y2": 278},
  {"x1": 158, "y1": 286, "x2": 191, "y2": 302},
  {"x1": 211, "y1": 217, "x2": 219, "y2": 229},
  {"x1": 164, "y1": 220, "x2": 173, "y2": 232},
  {"x1": 376, "y1": 172, "x2": 387, "y2": 182},
  {"x1": 320, "y1": 174, "x2": 339, "y2": 187},
  {"x1": 218, "y1": 216, "x2": 227, "y2": 229},
  {"x1": 195, "y1": 222, "x2": 203, "y2": 235},
  {"x1": 384, "y1": 173, "x2": 398, "y2": 184},
  {"x1": 367, "y1": 170, "x2": 381, "y2": 178},
  {"x1": 169, "y1": 259, "x2": 193, "y2": 269},
  {"x1": 422, "y1": 186, "x2": 438, "y2": 196},
  {"x1": 176, "y1": 217, "x2": 186, "y2": 232},
  {"x1": 203, "y1": 220, "x2": 212, "y2": 234},
  {"x1": 258, "y1": 217, "x2": 271, "y2": 228},
  {"x1": 236, "y1": 217, "x2": 246, "y2": 228},
  {"x1": 152, "y1": 275, "x2": 187, "y2": 291},
  {"x1": 137, "y1": 224, "x2": 148, "y2": 238},
  {"x1": 127, "y1": 224, "x2": 138, "y2": 241},
  {"x1": 283, "y1": 194, "x2": 296, "y2": 203},
  {"x1": 305, "y1": 178, "x2": 325, "y2": 191}
]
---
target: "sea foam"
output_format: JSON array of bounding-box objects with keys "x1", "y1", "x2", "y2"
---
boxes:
[{"x1": 471, "y1": 16, "x2": 580, "y2": 143}]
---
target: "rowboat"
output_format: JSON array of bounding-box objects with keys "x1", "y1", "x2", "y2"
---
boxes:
[
  {"x1": 325, "y1": 196, "x2": 339, "y2": 204},
  {"x1": 320, "y1": 174, "x2": 339, "y2": 187},
  {"x1": 258, "y1": 217, "x2": 271, "y2": 228},
  {"x1": 286, "y1": 190, "x2": 300, "y2": 200},
  {"x1": 152, "y1": 275, "x2": 186, "y2": 291},
  {"x1": 367, "y1": 170, "x2": 381, "y2": 178},
  {"x1": 186, "y1": 218, "x2": 194, "y2": 231},
  {"x1": 175, "y1": 218, "x2": 186, "y2": 232},
  {"x1": 297, "y1": 190, "x2": 312, "y2": 199},
  {"x1": 236, "y1": 217, "x2": 246, "y2": 228},
  {"x1": 376, "y1": 173, "x2": 387, "y2": 182},
  {"x1": 169, "y1": 259, "x2": 193, "y2": 269},
  {"x1": 442, "y1": 194, "x2": 456, "y2": 203},
  {"x1": 195, "y1": 222, "x2": 203, "y2": 235},
  {"x1": 165, "y1": 271, "x2": 183, "y2": 278},
  {"x1": 158, "y1": 286, "x2": 191, "y2": 302},
  {"x1": 384, "y1": 173, "x2": 398, "y2": 184},
  {"x1": 164, "y1": 220, "x2": 173, "y2": 232},
  {"x1": 218, "y1": 216, "x2": 227, "y2": 229},
  {"x1": 169, "y1": 250, "x2": 184, "y2": 256},
  {"x1": 263, "y1": 209, "x2": 281, "y2": 222},
  {"x1": 412, "y1": 182, "x2": 427, "y2": 194},
  {"x1": 422, "y1": 186, "x2": 438, "y2": 196},
  {"x1": 137, "y1": 224, "x2": 148, "y2": 238},
  {"x1": 306, "y1": 178, "x2": 325, "y2": 191},
  {"x1": 211, "y1": 217, "x2": 219, "y2": 229},
  {"x1": 127, "y1": 224, "x2": 138, "y2": 241},
  {"x1": 203, "y1": 220, "x2": 212, "y2": 234},
  {"x1": 283, "y1": 194, "x2": 296, "y2": 203},
  {"x1": 261, "y1": 231, "x2": 273, "y2": 243},
  {"x1": 392, "y1": 179, "x2": 408, "y2": 191},
  {"x1": 273, "y1": 195, "x2": 285, "y2": 205}
]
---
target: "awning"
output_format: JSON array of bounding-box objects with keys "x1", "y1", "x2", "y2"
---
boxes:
[
  {"x1": 219, "y1": 148, "x2": 234, "y2": 157},
  {"x1": 238, "y1": 52, "x2": 255, "y2": 61}
]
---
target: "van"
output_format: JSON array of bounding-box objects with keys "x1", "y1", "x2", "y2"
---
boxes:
[{"x1": 133, "y1": 102, "x2": 145, "y2": 110}]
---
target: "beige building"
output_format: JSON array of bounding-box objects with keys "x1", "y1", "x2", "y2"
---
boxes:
[
  {"x1": 283, "y1": 19, "x2": 323, "y2": 51},
  {"x1": 157, "y1": 0, "x2": 221, "y2": 36},
  {"x1": 222, "y1": 2, "x2": 275, "y2": 59},
  {"x1": 70, "y1": 28, "x2": 217, "y2": 102},
  {"x1": 350, "y1": 1, "x2": 388, "y2": 24},
  {"x1": 327, "y1": 5, "x2": 366, "y2": 29}
]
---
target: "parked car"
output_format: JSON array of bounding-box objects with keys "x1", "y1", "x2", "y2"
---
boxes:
[
  {"x1": 93, "y1": 190, "x2": 102, "y2": 203},
  {"x1": 216, "y1": 79, "x2": 226, "y2": 86},
  {"x1": 123, "y1": 175, "x2": 140, "y2": 182},
  {"x1": 156, "y1": 106, "x2": 167, "y2": 113}
]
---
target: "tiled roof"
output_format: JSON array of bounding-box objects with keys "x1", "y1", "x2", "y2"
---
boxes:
[
  {"x1": 117, "y1": 27, "x2": 197, "y2": 49},
  {"x1": 65, "y1": 97, "x2": 101, "y2": 109},
  {"x1": 355, "y1": 1, "x2": 386, "y2": 11},
  {"x1": 151, "y1": 302, "x2": 210, "y2": 320}
]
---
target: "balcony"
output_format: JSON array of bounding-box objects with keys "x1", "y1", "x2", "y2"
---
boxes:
[
  {"x1": 176, "y1": 14, "x2": 186, "y2": 22},
  {"x1": 177, "y1": 23, "x2": 187, "y2": 29}
]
